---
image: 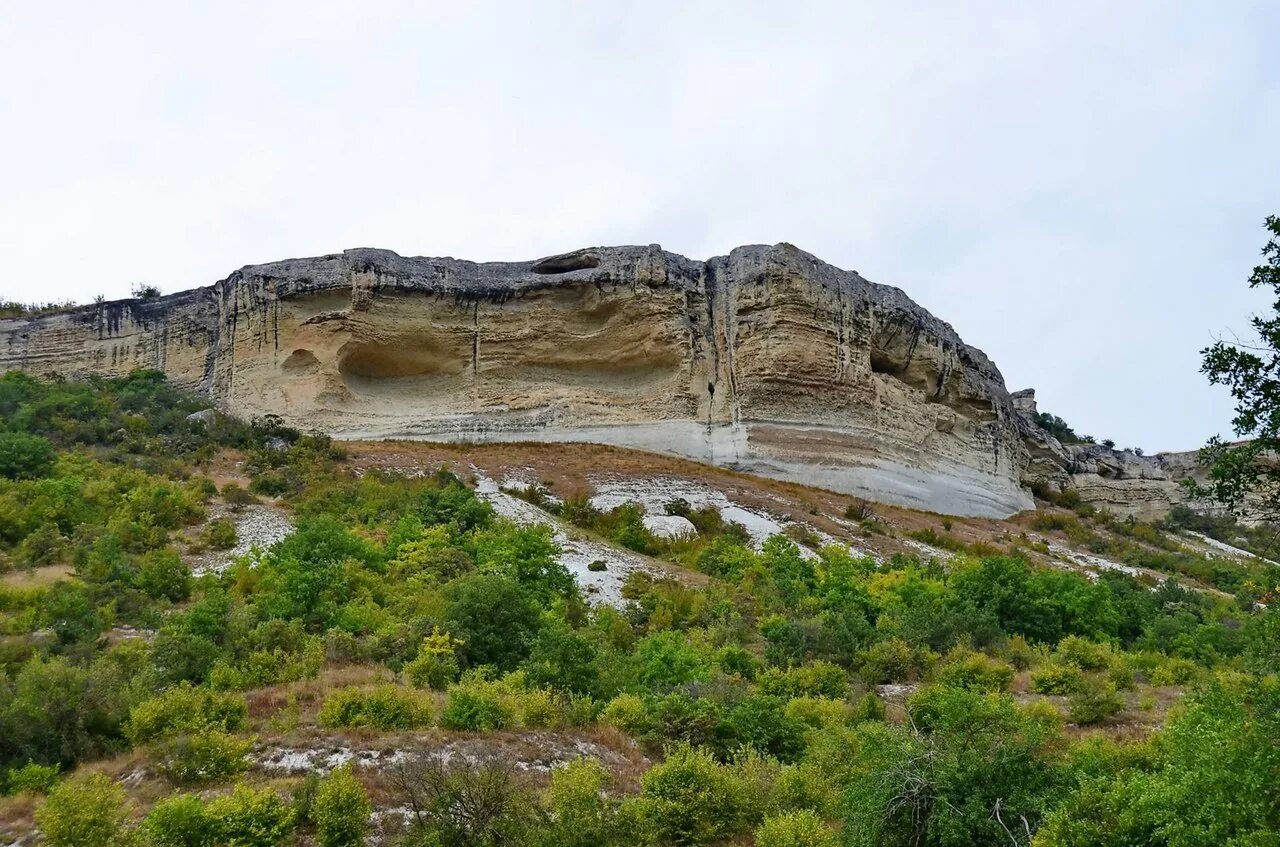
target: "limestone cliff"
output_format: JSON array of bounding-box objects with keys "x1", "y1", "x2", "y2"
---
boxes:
[
  {"x1": 1011, "y1": 388, "x2": 1204, "y2": 520},
  {"x1": 0, "y1": 243, "x2": 1044, "y2": 517}
]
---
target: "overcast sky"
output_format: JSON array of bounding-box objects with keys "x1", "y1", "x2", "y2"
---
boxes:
[{"x1": 2, "y1": 2, "x2": 1278, "y2": 452}]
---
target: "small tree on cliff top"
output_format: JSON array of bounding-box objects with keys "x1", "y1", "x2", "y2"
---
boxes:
[{"x1": 1194, "y1": 215, "x2": 1280, "y2": 522}]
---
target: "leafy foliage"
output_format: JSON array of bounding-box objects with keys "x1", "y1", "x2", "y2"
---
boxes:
[
  {"x1": 1194, "y1": 215, "x2": 1280, "y2": 522},
  {"x1": 1, "y1": 370, "x2": 1277, "y2": 847}
]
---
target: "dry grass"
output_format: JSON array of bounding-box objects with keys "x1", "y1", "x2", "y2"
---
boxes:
[{"x1": 0, "y1": 564, "x2": 74, "y2": 589}]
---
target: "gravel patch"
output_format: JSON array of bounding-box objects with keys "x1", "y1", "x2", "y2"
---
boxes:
[{"x1": 191, "y1": 504, "x2": 295, "y2": 575}]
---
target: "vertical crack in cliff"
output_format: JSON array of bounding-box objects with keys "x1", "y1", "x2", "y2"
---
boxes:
[
  {"x1": 470, "y1": 301, "x2": 480, "y2": 407},
  {"x1": 715, "y1": 261, "x2": 742, "y2": 427}
]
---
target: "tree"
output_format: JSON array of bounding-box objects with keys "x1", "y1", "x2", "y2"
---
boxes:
[
  {"x1": 1035, "y1": 680, "x2": 1280, "y2": 846},
  {"x1": 444, "y1": 574, "x2": 542, "y2": 671},
  {"x1": 0, "y1": 431, "x2": 56, "y2": 480},
  {"x1": 1193, "y1": 215, "x2": 1280, "y2": 521},
  {"x1": 842, "y1": 687, "x2": 1062, "y2": 847}
]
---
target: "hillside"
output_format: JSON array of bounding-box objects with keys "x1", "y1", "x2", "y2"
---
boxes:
[{"x1": 1, "y1": 371, "x2": 1277, "y2": 846}]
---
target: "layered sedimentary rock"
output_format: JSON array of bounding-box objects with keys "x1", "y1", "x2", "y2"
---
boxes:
[
  {"x1": 1011, "y1": 389, "x2": 1203, "y2": 520},
  {"x1": 0, "y1": 243, "x2": 1040, "y2": 517}
]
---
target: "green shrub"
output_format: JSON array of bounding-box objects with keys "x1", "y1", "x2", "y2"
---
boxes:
[
  {"x1": 544, "y1": 758, "x2": 620, "y2": 847},
  {"x1": 784, "y1": 696, "x2": 853, "y2": 730},
  {"x1": 221, "y1": 483, "x2": 259, "y2": 510},
  {"x1": 4, "y1": 761, "x2": 60, "y2": 795},
  {"x1": 630, "y1": 630, "x2": 711, "y2": 689},
  {"x1": 1151, "y1": 656, "x2": 1201, "y2": 686},
  {"x1": 35, "y1": 773, "x2": 128, "y2": 847},
  {"x1": 935, "y1": 649, "x2": 1015, "y2": 693},
  {"x1": 1030, "y1": 662, "x2": 1084, "y2": 695},
  {"x1": 440, "y1": 674, "x2": 518, "y2": 731},
  {"x1": 849, "y1": 692, "x2": 886, "y2": 723},
  {"x1": 312, "y1": 764, "x2": 371, "y2": 847},
  {"x1": 1054, "y1": 635, "x2": 1113, "y2": 670},
  {"x1": 774, "y1": 763, "x2": 837, "y2": 817},
  {"x1": 318, "y1": 685, "x2": 433, "y2": 731},
  {"x1": 142, "y1": 793, "x2": 218, "y2": 847},
  {"x1": 600, "y1": 693, "x2": 647, "y2": 734},
  {"x1": 290, "y1": 773, "x2": 321, "y2": 827},
  {"x1": 206, "y1": 785, "x2": 295, "y2": 847},
  {"x1": 1068, "y1": 678, "x2": 1125, "y2": 725},
  {"x1": 754, "y1": 809, "x2": 838, "y2": 847},
  {"x1": 249, "y1": 472, "x2": 291, "y2": 497},
  {"x1": 403, "y1": 628, "x2": 462, "y2": 691},
  {"x1": 126, "y1": 684, "x2": 247, "y2": 744},
  {"x1": 857, "y1": 638, "x2": 914, "y2": 684},
  {"x1": 0, "y1": 432, "x2": 56, "y2": 480},
  {"x1": 637, "y1": 744, "x2": 747, "y2": 846},
  {"x1": 138, "y1": 549, "x2": 193, "y2": 602},
  {"x1": 721, "y1": 695, "x2": 808, "y2": 762},
  {"x1": 758, "y1": 662, "x2": 848, "y2": 699},
  {"x1": 201, "y1": 518, "x2": 238, "y2": 550},
  {"x1": 152, "y1": 729, "x2": 253, "y2": 785}
]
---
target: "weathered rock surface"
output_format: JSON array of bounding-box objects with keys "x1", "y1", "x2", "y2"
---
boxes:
[
  {"x1": 0, "y1": 243, "x2": 1206, "y2": 519},
  {"x1": 1011, "y1": 388, "x2": 1204, "y2": 520},
  {"x1": 0, "y1": 243, "x2": 1044, "y2": 517}
]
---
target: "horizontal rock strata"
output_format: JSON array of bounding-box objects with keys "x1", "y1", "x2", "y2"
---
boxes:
[{"x1": 0, "y1": 243, "x2": 1197, "y2": 519}]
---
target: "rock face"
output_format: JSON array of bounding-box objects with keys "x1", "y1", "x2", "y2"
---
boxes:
[
  {"x1": 1010, "y1": 388, "x2": 1204, "y2": 520},
  {"x1": 0, "y1": 243, "x2": 1041, "y2": 517}
]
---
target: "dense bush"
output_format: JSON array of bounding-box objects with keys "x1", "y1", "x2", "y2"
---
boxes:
[
  {"x1": 312, "y1": 764, "x2": 371, "y2": 847},
  {"x1": 125, "y1": 685, "x2": 247, "y2": 744},
  {"x1": 0, "y1": 432, "x2": 56, "y2": 480},
  {"x1": 543, "y1": 757, "x2": 623, "y2": 847},
  {"x1": 636, "y1": 744, "x2": 747, "y2": 845},
  {"x1": 754, "y1": 809, "x2": 839, "y2": 847},
  {"x1": 1067, "y1": 677, "x2": 1125, "y2": 725},
  {"x1": 35, "y1": 773, "x2": 129, "y2": 847},
  {"x1": 3, "y1": 761, "x2": 59, "y2": 795},
  {"x1": 205, "y1": 785, "x2": 296, "y2": 847},
  {"x1": 318, "y1": 685, "x2": 433, "y2": 731},
  {"x1": 141, "y1": 793, "x2": 218, "y2": 847},
  {"x1": 151, "y1": 729, "x2": 252, "y2": 785},
  {"x1": 842, "y1": 687, "x2": 1062, "y2": 846}
]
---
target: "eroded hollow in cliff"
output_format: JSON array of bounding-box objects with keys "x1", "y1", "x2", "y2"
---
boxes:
[
  {"x1": 282, "y1": 349, "x2": 320, "y2": 374},
  {"x1": 337, "y1": 338, "x2": 470, "y2": 381}
]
